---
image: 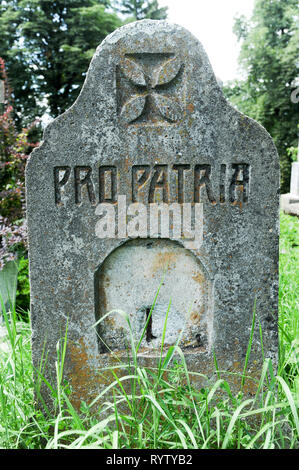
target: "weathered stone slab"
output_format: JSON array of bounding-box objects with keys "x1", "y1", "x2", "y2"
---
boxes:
[
  {"x1": 26, "y1": 20, "x2": 279, "y2": 409},
  {"x1": 281, "y1": 143, "x2": 299, "y2": 216},
  {"x1": 0, "y1": 261, "x2": 18, "y2": 316}
]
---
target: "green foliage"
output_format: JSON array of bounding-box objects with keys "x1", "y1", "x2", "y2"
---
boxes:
[
  {"x1": 0, "y1": 281, "x2": 298, "y2": 448},
  {"x1": 16, "y1": 256, "x2": 30, "y2": 319},
  {"x1": 0, "y1": 58, "x2": 32, "y2": 319},
  {"x1": 287, "y1": 145, "x2": 298, "y2": 164},
  {"x1": 223, "y1": 0, "x2": 299, "y2": 193},
  {"x1": 0, "y1": 0, "x2": 122, "y2": 123},
  {"x1": 112, "y1": 0, "x2": 167, "y2": 21},
  {"x1": 0, "y1": 58, "x2": 36, "y2": 277},
  {"x1": 0, "y1": 1, "x2": 38, "y2": 127},
  {"x1": 279, "y1": 212, "x2": 299, "y2": 375}
]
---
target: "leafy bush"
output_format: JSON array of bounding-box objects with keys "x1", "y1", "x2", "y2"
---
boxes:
[
  {"x1": 287, "y1": 146, "x2": 298, "y2": 164},
  {"x1": 0, "y1": 57, "x2": 38, "y2": 255},
  {"x1": 0, "y1": 57, "x2": 38, "y2": 314}
]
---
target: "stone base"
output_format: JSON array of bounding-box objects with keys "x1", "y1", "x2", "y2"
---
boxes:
[{"x1": 280, "y1": 193, "x2": 299, "y2": 217}]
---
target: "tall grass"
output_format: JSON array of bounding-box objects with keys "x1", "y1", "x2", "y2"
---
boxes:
[
  {"x1": 0, "y1": 212, "x2": 298, "y2": 449},
  {"x1": 278, "y1": 213, "x2": 299, "y2": 393}
]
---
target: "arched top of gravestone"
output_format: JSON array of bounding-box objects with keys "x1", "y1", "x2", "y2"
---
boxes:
[
  {"x1": 28, "y1": 19, "x2": 277, "y2": 170},
  {"x1": 73, "y1": 18, "x2": 223, "y2": 121},
  {"x1": 27, "y1": 20, "x2": 278, "y2": 185}
]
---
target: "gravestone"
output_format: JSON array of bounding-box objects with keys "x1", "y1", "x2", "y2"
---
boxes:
[
  {"x1": 26, "y1": 20, "x2": 279, "y2": 409},
  {"x1": 281, "y1": 140, "x2": 299, "y2": 216},
  {"x1": 0, "y1": 261, "x2": 18, "y2": 316}
]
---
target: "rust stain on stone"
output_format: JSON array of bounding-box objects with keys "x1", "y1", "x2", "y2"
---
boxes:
[
  {"x1": 151, "y1": 252, "x2": 177, "y2": 274},
  {"x1": 124, "y1": 157, "x2": 132, "y2": 173},
  {"x1": 68, "y1": 338, "x2": 98, "y2": 410},
  {"x1": 232, "y1": 200, "x2": 243, "y2": 210},
  {"x1": 192, "y1": 272, "x2": 205, "y2": 284},
  {"x1": 190, "y1": 310, "x2": 201, "y2": 323}
]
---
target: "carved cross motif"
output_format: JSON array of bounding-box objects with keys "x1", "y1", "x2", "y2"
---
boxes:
[{"x1": 118, "y1": 55, "x2": 183, "y2": 125}]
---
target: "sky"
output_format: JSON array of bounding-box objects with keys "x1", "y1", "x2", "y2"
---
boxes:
[{"x1": 158, "y1": 0, "x2": 255, "y2": 82}]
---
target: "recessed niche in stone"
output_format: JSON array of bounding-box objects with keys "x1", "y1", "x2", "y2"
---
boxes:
[{"x1": 94, "y1": 239, "x2": 212, "y2": 354}]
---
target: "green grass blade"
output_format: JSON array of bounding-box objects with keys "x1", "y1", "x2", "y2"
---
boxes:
[
  {"x1": 222, "y1": 399, "x2": 254, "y2": 449},
  {"x1": 276, "y1": 375, "x2": 299, "y2": 435}
]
